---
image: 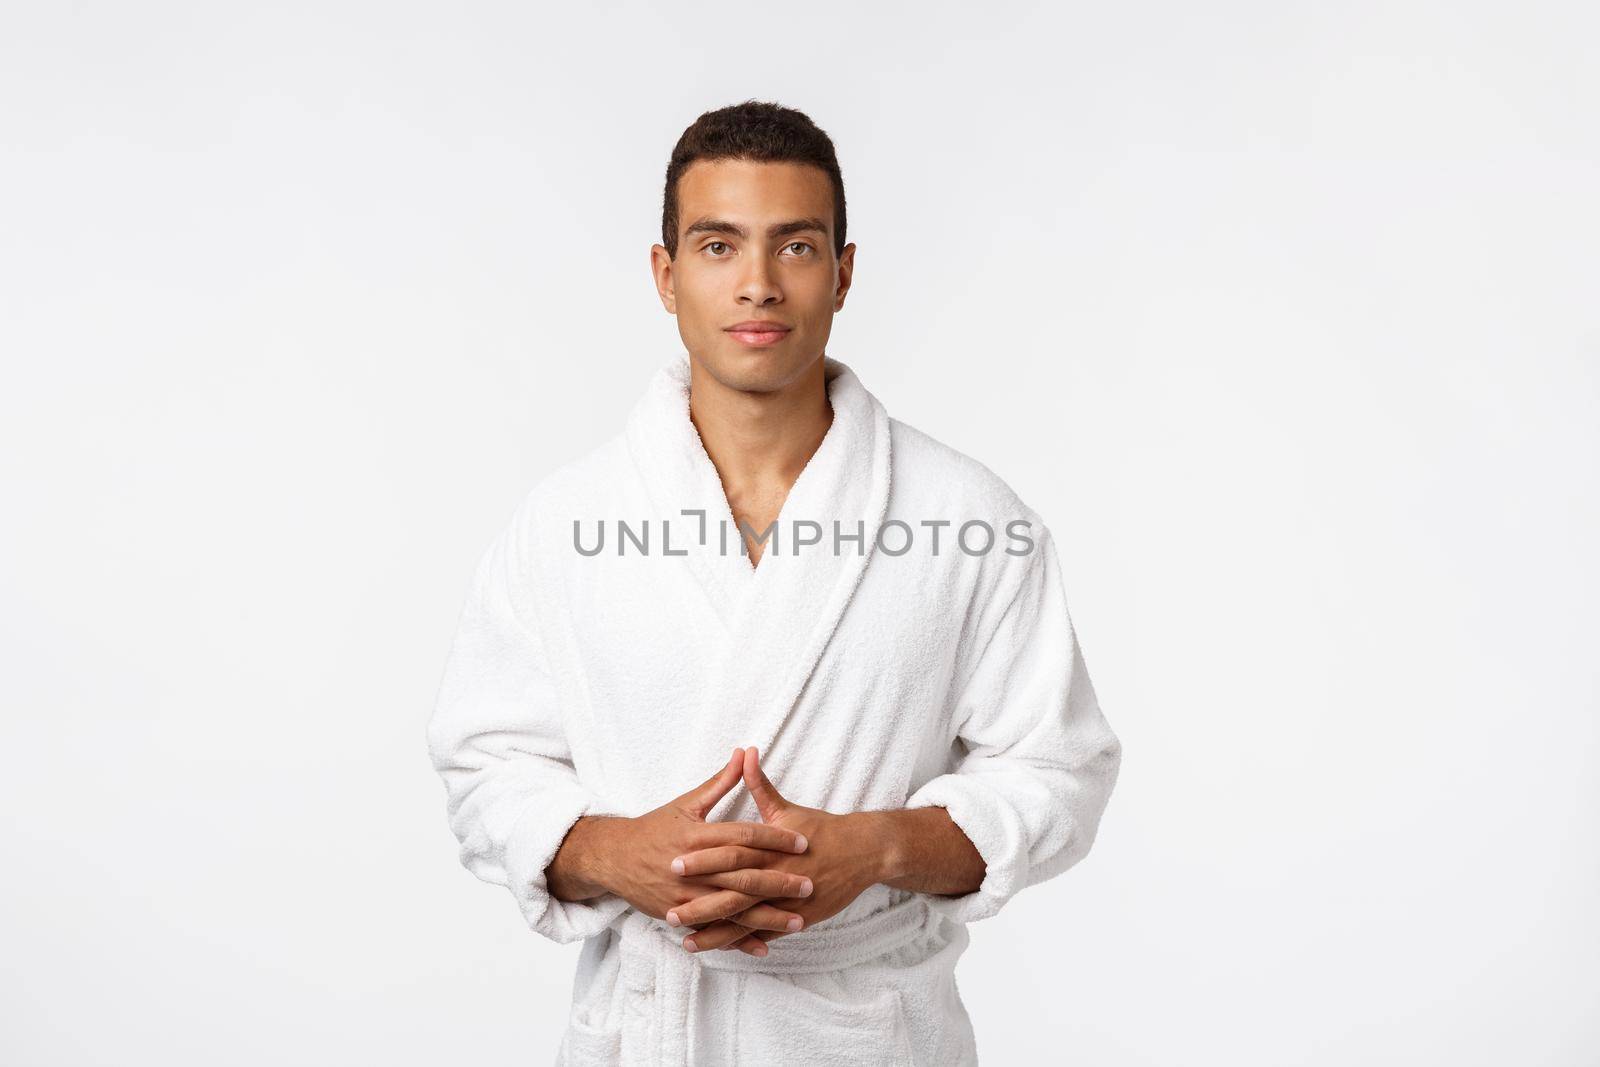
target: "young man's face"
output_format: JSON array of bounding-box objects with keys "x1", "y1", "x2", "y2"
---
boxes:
[{"x1": 652, "y1": 158, "x2": 855, "y2": 394}]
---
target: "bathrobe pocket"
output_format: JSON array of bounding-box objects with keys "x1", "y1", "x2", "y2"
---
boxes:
[
  {"x1": 736, "y1": 971, "x2": 913, "y2": 1065},
  {"x1": 558, "y1": 1006, "x2": 621, "y2": 1066}
]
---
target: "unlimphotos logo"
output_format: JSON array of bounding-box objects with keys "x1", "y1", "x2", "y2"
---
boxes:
[{"x1": 572, "y1": 511, "x2": 1036, "y2": 559}]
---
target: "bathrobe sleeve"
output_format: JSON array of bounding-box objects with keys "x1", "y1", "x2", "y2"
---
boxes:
[
  {"x1": 904, "y1": 521, "x2": 1122, "y2": 925},
  {"x1": 426, "y1": 504, "x2": 631, "y2": 944}
]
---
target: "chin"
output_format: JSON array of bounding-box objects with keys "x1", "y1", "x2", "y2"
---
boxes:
[{"x1": 698, "y1": 344, "x2": 810, "y2": 394}]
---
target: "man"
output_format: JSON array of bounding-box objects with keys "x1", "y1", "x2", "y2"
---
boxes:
[{"x1": 427, "y1": 99, "x2": 1123, "y2": 1066}]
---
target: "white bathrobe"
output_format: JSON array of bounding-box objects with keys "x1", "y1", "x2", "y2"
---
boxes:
[{"x1": 427, "y1": 351, "x2": 1123, "y2": 1066}]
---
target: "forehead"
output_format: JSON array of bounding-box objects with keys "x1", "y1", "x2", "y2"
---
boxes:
[{"x1": 676, "y1": 158, "x2": 834, "y2": 235}]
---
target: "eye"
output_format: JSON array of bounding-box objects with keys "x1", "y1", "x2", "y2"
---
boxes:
[
  {"x1": 704, "y1": 241, "x2": 730, "y2": 256},
  {"x1": 784, "y1": 241, "x2": 814, "y2": 257}
]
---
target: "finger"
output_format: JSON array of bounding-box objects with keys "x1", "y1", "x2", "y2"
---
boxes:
[
  {"x1": 670, "y1": 844, "x2": 770, "y2": 877},
  {"x1": 711, "y1": 920, "x2": 754, "y2": 951},
  {"x1": 664, "y1": 889, "x2": 760, "y2": 928},
  {"x1": 694, "y1": 867, "x2": 813, "y2": 900},
  {"x1": 680, "y1": 748, "x2": 746, "y2": 820},
  {"x1": 742, "y1": 746, "x2": 787, "y2": 823},
  {"x1": 682, "y1": 920, "x2": 754, "y2": 953},
  {"x1": 726, "y1": 928, "x2": 787, "y2": 951},
  {"x1": 725, "y1": 902, "x2": 807, "y2": 934},
  {"x1": 687, "y1": 820, "x2": 807, "y2": 856},
  {"x1": 725, "y1": 931, "x2": 770, "y2": 956}
]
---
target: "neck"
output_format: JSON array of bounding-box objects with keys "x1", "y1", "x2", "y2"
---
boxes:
[{"x1": 686, "y1": 356, "x2": 834, "y2": 496}]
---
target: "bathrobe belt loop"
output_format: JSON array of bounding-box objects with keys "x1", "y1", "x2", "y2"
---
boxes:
[{"x1": 614, "y1": 894, "x2": 933, "y2": 1066}]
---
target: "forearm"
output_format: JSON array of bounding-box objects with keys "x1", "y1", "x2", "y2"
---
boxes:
[
  {"x1": 547, "y1": 814, "x2": 627, "y2": 903},
  {"x1": 861, "y1": 807, "x2": 986, "y2": 897}
]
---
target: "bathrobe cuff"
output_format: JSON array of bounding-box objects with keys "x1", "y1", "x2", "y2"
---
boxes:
[
  {"x1": 502, "y1": 786, "x2": 632, "y2": 944},
  {"x1": 904, "y1": 774, "x2": 1028, "y2": 924}
]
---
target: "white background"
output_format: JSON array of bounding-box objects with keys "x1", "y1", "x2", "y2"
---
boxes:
[{"x1": 3, "y1": 2, "x2": 1596, "y2": 1064}]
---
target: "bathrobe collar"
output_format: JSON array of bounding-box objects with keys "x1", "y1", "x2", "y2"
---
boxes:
[{"x1": 623, "y1": 351, "x2": 893, "y2": 801}]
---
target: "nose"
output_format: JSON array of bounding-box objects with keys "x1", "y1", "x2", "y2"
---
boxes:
[{"x1": 736, "y1": 254, "x2": 782, "y2": 306}]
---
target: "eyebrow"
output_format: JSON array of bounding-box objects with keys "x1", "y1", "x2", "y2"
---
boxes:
[{"x1": 683, "y1": 216, "x2": 830, "y2": 241}]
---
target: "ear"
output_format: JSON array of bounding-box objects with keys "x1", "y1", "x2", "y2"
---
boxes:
[
  {"x1": 834, "y1": 240, "x2": 856, "y2": 309},
  {"x1": 649, "y1": 243, "x2": 677, "y2": 313},
  {"x1": 741, "y1": 746, "x2": 788, "y2": 821}
]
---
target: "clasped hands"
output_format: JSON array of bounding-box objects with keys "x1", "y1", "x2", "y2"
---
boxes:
[{"x1": 605, "y1": 746, "x2": 884, "y2": 957}]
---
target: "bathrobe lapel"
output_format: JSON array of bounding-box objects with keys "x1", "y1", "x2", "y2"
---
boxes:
[{"x1": 623, "y1": 353, "x2": 893, "y2": 817}]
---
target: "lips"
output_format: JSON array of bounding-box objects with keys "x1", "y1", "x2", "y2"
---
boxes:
[{"x1": 724, "y1": 321, "x2": 791, "y2": 347}]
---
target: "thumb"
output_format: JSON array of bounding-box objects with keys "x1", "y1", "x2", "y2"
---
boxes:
[
  {"x1": 679, "y1": 747, "x2": 745, "y2": 820},
  {"x1": 742, "y1": 746, "x2": 788, "y2": 822}
]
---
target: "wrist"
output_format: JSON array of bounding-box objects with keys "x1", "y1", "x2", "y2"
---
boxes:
[
  {"x1": 852, "y1": 810, "x2": 907, "y2": 885},
  {"x1": 558, "y1": 815, "x2": 626, "y2": 899}
]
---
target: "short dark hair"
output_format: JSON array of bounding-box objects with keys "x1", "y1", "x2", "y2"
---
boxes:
[{"x1": 661, "y1": 99, "x2": 847, "y2": 261}]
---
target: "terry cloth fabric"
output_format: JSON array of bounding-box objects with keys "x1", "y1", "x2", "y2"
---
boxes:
[{"x1": 427, "y1": 351, "x2": 1123, "y2": 1065}]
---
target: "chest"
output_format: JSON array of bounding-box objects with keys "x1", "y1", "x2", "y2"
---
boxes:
[{"x1": 542, "y1": 545, "x2": 978, "y2": 814}]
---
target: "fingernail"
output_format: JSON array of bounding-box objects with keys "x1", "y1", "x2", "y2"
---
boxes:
[
  {"x1": 794, "y1": 834, "x2": 808, "y2": 853},
  {"x1": 666, "y1": 911, "x2": 680, "y2": 927},
  {"x1": 752, "y1": 942, "x2": 769, "y2": 956},
  {"x1": 799, "y1": 878, "x2": 813, "y2": 896},
  {"x1": 786, "y1": 916, "x2": 803, "y2": 932},
  {"x1": 671, "y1": 858, "x2": 685, "y2": 875},
  {"x1": 684, "y1": 936, "x2": 699, "y2": 952}
]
